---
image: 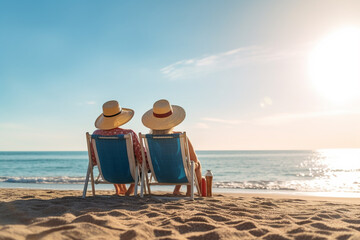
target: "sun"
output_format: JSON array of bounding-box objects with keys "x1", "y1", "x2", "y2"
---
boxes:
[{"x1": 308, "y1": 26, "x2": 360, "y2": 104}]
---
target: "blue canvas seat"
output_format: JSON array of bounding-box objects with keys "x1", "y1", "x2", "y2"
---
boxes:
[
  {"x1": 83, "y1": 132, "x2": 139, "y2": 198},
  {"x1": 139, "y1": 132, "x2": 199, "y2": 200}
]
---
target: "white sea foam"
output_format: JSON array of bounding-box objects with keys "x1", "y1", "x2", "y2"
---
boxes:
[
  {"x1": 214, "y1": 179, "x2": 360, "y2": 192},
  {"x1": 0, "y1": 176, "x2": 85, "y2": 184},
  {"x1": 1, "y1": 150, "x2": 360, "y2": 194}
]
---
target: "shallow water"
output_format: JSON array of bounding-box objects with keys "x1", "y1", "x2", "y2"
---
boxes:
[{"x1": 1, "y1": 150, "x2": 359, "y2": 195}]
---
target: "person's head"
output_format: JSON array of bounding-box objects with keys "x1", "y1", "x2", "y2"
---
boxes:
[
  {"x1": 151, "y1": 128, "x2": 174, "y2": 135},
  {"x1": 142, "y1": 99, "x2": 185, "y2": 132},
  {"x1": 95, "y1": 100, "x2": 134, "y2": 130}
]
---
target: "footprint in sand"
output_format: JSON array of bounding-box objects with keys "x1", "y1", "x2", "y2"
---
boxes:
[
  {"x1": 153, "y1": 229, "x2": 172, "y2": 237},
  {"x1": 329, "y1": 214, "x2": 342, "y2": 219},
  {"x1": 202, "y1": 210, "x2": 219, "y2": 215},
  {"x1": 170, "y1": 216, "x2": 184, "y2": 224},
  {"x1": 146, "y1": 212, "x2": 160, "y2": 218},
  {"x1": 153, "y1": 218, "x2": 170, "y2": 228},
  {"x1": 314, "y1": 230, "x2": 331, "y2": 236},
  {"x1": 311, "y1": 222, "x2": 349, "y2": 232},
  {"x1": 249, "y1": 228, "x2": 269, "y2": 237},
  {"x1": 267, "y1": 220, "x2": 292, "y2": 229},
  {"x1": 233, "y1": 221, "x2": 256, "y2": 231},
  {"x1": 287, "y1": 227, "x2": 305, "y2": 234},
  {"x1": 229, "y1": 207, "x2": 257, "y2": 213},
  {"x1": 296, "y1": 220, "x2": 312, "y2": 225},
  {"x1": 120, "y1": 229, "x2": 147, "y2": 239},
  {"x1": 269, "y1": 224, "x2": 287, "y2": 229},
  {"x1": 293, "y1": 234, "x2": 327, "y2": 240},
  {"x1": 251, "y1": 215, "x2": 263, "y2": 220},
  {"x1": 205, "y1": 199, "x2": 221, "y2": 203},
  {"x1": 224, "y1": 203, "x2": 239, "y2": 207},
  {"x1": 187, "y1": 231, "x2": 221, "y2": 240},
  {"x1": 335, "y1": 208, "x2": 350, "y2": 213},
  {"x1": 311, "y1": 216, "x2": 323, "y2": 221},
  {"x1": 108, "y1": 210, "x2": 129, "y2": 217},
  {"x1": 34, "y1": 218, "x2": 68, "y2": 227},
  {"x1": 348, "y1": 225, "x2": 360, "y2": 231},
  {"x1": 208, "y1": 203, "x2": 230, "y2": 210},
  {"x1": 337, "y1": 234, "x2": 353, "y2": 240},
  {"x1": 342, "y1": 219, "x2": 360, "y2": 224},
  {"x1": 207, "y1": 215, "x2": 230, "y2": 222},
  {"x1": 164, "y1": 205, "x2": 183, "y2": 210},
  {"x1": 225, "y1": 220, "x2": 243, "y2": 225},
  {"x1": 324, "y1": 202, "x2": 341, "y2": 206},
  {"x1": 316, "y1": 214, "x2": 333, "y2": 219},
  {"x1": 283, "y1": 199, "x2": 307, "y2": 203},
  {"x1": 263, "y1": 233, "x2": 290, "y2": 240},
  {"x1": 42, "y1": 206, "x2": 67, "y2": 215},
  {"x1": 291, "y1": 216, "x2": 310, "y2": 220},
  {"x1": 21, "y1": 195, "x2": 35, "y2": 199},
  {"x1": 72, "y1": 214, "x2": 108, "y2": 226},
  {"x1": 185, "y1": 216, "x2": 209, "y2": 223},
  {"x1": 260, "y1": 201, "x2": 278, "y2": 207},
  {"x1": 176, "y1": 222, "x2": 215, "y2": 234},
  {"x1": 26, "y1": 226, "x2": 76, "y2": 240},
  {"x1": 253, "y1": 197, "x2": 265, "y2": 200}
]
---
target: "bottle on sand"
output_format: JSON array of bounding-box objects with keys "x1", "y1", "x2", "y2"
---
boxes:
[
  {"x1": 205, "y1": 170, "x2": 213, "y2": 197},
  {"x1": 201, "y1": 177, "x2": 207, "y2": 197}
]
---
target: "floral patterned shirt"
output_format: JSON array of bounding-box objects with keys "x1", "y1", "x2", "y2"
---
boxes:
[{"x1": 90, "y1": 128, "x2": 144, "y2": 166}]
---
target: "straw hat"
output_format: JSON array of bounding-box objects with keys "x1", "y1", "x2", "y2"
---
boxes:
[
  {"x1": 142, "y1": 99, "x2": 186, "y2": 130},
  {"x1": 95, "y1": 100, "x2": 134, "y2": 130}
]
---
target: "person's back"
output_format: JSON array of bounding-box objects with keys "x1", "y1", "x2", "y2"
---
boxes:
[
  {"x1": 90, "y1": 100, "x2": 143, "y2": 195},
  {"x1": 142, "y1": 99, "x2": 202, "y2": 196}
]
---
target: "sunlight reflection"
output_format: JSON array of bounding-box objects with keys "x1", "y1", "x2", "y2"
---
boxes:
[
  {"x1": 300, "y1": 149, "x2": 360, "y2": 193},
  {"x1": 316, "y1": 148, "x2": 360, "y2": 170}
]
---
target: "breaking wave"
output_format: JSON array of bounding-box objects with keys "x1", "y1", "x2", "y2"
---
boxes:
[{"x1": 0, "y1": 176, "x2": 85, "y2": 184}]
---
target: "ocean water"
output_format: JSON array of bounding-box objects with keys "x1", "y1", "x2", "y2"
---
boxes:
[{"x1": 0, "y1": 150, "x2": 359, "y2": 196}]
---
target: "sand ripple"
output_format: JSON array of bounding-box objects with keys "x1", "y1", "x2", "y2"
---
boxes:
[{"x1": 0, "y1": 189, "x2": 360, "y2": 239}]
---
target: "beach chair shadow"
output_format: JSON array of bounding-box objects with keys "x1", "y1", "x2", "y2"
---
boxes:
[
  {"x1": 83, "y1": 133, "x2": 140, "y2": 198},
  {"x1": 139, "y1": 132, "x2": 200, "y2": 200}
]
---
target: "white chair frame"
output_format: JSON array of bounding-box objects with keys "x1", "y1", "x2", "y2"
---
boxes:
[
  {"x1": 139, "y1": 132, "x2": 200, "y2": 200},
  {"x1": 82, "y1": 132, "x2": 140, "y2": 198}
]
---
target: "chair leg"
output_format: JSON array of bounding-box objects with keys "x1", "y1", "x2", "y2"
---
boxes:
[
  {"x1": 145, "y1": 172, "x2": 151, "y2": 195},
  {"x1": 134, "y1": 166, "x2": 139, "y2": 196},
  {"x1": 140, "y1": 161, "x2": 145, "y2": 197},
  {"x1": 82, "y1": 163, "x2": 91, "y2": 198},
  {"x1": 90, "y1": 166, "x2": 95, "y2": 196},
  {"x1": 190, "y1": 161, "x2": 194, "y2": 200}
]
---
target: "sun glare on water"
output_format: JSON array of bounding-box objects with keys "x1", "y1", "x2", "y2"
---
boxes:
[{"x1": 308, "y1": 26, "x2": 360, "y2": 104}]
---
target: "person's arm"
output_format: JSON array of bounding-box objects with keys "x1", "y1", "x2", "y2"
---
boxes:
[
  {"x1": 187, "y1": 138, "x2": 199, "y2": 164},
  {"x1": 173, "y1": 131, "x2": 199, "y2": 164}
]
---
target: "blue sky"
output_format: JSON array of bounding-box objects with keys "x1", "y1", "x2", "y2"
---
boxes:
[{"x1": 1, "y1": 0, "x2": 360, "y2": 150}]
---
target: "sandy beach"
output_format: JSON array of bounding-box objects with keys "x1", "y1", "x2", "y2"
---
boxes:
[{"x1": 0, "y1": 189, "x2": 359, "y2": 240}]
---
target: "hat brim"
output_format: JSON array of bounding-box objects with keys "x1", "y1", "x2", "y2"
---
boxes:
[
  {"x1": 142, "y1": 105, "x2": 185, "y2": 130},
  {"x1": 95, "y1": 108, "x2": 134, "y2": 130}
]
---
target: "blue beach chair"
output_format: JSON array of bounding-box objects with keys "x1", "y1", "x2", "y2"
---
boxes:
[
  {"x1": 139, "y1": 132, "x2": 200, "y2": 200},
  {"x1": 83, "y1": 132, "x2": 139, "y2": 198}
]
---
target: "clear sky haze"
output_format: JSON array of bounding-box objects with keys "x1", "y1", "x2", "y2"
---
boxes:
[{"x1": 1, "y1": 0, "x2": 360, "y2": 150}]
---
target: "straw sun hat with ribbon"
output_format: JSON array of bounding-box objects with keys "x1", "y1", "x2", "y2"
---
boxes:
[
  {"x1": 95, "y1": 100, "x2": 134, "y2": 130},
  {"x1": 142, "y1": 99, "x2": 186, "y2": 130}
]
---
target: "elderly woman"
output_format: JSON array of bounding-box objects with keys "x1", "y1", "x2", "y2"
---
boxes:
[
  {"x1": 142, "y1": 99, "x2": 202, "y2": 196},
  {"x1": 91, "y1": 100, "x2": 144, "y2": 195}
]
